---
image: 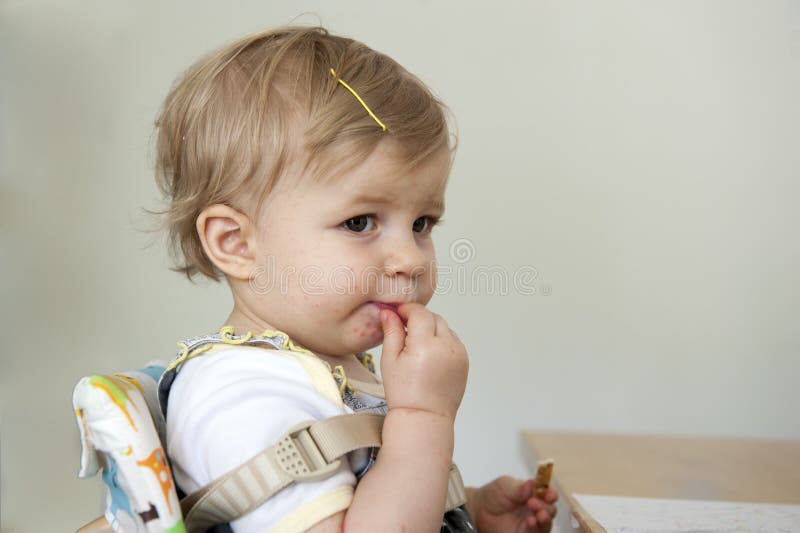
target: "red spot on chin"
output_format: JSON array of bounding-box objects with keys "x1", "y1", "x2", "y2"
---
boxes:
[{"x1": 354, "y1": 321, "x2": 382, "y2": 339}]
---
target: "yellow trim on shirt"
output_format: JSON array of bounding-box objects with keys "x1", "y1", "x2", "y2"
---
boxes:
[
  {"x1": 270, "y1": 485, "x2": 354, "y2": 533},
  {"x1": 289, "y1": 350, "x2": 345, "y2": 407}
]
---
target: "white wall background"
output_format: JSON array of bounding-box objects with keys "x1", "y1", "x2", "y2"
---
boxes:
[{"x1": 2, "y1": 1, "x2": 798, "y2": 531}]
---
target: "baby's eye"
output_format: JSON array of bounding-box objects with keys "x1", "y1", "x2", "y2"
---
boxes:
[
  {"x1": 413, "y1": 216, "x2": 440, "y2": 233},
  {"x1": 343, "y1": 215, "x2": 376, "y2": 233}
]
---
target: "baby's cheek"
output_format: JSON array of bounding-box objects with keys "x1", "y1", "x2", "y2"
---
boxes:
[{"x1": 304, "y1": 298, "x2": 335, "y2": 328}]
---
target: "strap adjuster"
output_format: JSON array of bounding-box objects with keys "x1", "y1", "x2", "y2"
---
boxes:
[{"x1": 274, "y1": 420, "x2": 342, "y2": 481}]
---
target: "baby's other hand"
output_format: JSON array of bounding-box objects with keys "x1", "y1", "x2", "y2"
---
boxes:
[
  {"x1": 379, "y1": 303, "x2": 468, "y2": 419},
  {"x1": 468, "y1": 476, "x2": 559, "y2": 533}
]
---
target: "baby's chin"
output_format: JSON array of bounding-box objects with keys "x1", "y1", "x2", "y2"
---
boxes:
[
  {"x1": 348, "y1": 316, "x2": 385, "y2": 349},
  {"x1": 305, "y1": 302, "x2": 393, "y2": 354},
  {"x1": 351, "y1": 315, "x2": 390, "y2": 350},
  {"x1": 300, "y1": 333, "x2": 381, "y2": 359}
]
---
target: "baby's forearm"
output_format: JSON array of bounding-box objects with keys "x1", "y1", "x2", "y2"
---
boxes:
[{"x1": 342, "y1": 408, "x2": 454, "y2": 532}]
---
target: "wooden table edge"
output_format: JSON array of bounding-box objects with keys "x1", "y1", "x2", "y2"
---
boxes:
[
  {"x1": 558, "y1": 482, "x2": 606, "y2": 533},
  {"x1": 520, "y1": 433, "x2": 606, "y2": 532}
]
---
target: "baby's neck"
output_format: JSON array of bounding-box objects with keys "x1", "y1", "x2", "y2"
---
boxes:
[{"x1": 223, "y1": 307, "x2": 276, "y2": 339}]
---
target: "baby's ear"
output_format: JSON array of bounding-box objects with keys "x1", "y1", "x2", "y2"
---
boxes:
[{"x1": 196, "y1": 204, "x2": 256, "y2": 281}]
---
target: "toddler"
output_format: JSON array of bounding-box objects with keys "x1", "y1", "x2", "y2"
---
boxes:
[{"x1": 153, "y1": 25, "x2": 558, "y2": 532}]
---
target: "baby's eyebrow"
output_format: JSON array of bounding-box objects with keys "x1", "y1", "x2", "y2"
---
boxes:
[{"x1": 347, "y1": 192, "x2": 444, "y2": 211}]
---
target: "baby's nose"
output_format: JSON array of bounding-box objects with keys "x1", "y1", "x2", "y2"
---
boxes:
[{"x1": 383, "y1": 238, "x2": 428, "y2": 279}]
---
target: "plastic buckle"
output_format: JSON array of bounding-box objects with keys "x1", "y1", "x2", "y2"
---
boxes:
[{"x1": 274, "y1": 420, "x2": 342, "y2": 481}]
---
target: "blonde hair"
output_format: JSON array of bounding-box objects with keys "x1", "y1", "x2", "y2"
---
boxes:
[{"x1": 153, "y1": 25, "x2": 457, "y2": 281}]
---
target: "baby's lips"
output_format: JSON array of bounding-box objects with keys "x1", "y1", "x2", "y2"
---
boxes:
[
  {"x1": 373, "y1": 301, "x2": 400, "y2": 313},
  {"x1": 373, "y1": 301, "x2": 411, "y2": 329}
]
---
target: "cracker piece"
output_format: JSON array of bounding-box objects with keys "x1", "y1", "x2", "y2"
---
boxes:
[{"x1": 534, "y1": 458, "x2": 554, "y2": 498}]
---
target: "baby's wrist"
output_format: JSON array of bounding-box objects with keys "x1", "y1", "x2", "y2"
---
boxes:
[
  {"x1": 386, "y1": 404, "x2": 457, "y2": 423},
  {"x1": 382, "y1": 406, "x2": 455, "y2": 456}
]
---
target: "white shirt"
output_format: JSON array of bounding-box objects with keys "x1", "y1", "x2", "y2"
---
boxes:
[{"x1": 166, "y1": 345, "x2": 371, "y2": 532}]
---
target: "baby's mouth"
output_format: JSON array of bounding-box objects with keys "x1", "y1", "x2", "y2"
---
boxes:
[{"x1": 372, "y1": 302, "x2": 401, "y2": 313}]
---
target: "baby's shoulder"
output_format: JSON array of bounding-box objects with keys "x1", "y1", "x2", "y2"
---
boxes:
[{"x1": 174, "y1": 344, "x2": 343, "y2": 407}]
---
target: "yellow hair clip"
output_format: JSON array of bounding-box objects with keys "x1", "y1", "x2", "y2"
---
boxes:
[{"x1": 329, "y1": 67, "x2": 387, "y2": 131}]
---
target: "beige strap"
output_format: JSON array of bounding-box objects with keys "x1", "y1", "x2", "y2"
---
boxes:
[
  {"x1": 181, "y1": 413, "x2": 384, "y2": 533},
  {"x1": 445, "y1": 463, "x2": 468, "y2": 513},
  {"x1": 307, "y1": 412, "x2": 384, "y2": 462},
  {"x1": 182, "y1": 413, "x2": 467, "y2": 532}
]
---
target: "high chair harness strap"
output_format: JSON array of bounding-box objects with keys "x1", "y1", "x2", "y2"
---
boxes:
[{"x1": 180, "y1": 412, "x2": 468, "y2": 533}]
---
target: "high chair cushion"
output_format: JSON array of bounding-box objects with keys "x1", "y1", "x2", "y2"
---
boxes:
[{"x1": 73, "y1": 363, "x2": 186, "y2": 532}]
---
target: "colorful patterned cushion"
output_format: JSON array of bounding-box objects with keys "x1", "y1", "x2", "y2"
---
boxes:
[{"x1": 73, "y1": 363, "x2": 186, "y2": 533}]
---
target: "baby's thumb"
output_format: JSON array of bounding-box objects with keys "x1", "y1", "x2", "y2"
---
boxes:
[{"x1": 379, "y1": 310, "x2": 405, "y2": 359}]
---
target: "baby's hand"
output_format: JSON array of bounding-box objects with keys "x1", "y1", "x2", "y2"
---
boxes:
[
  {"x1": 468, "y1": 476, "x2": 559, "y2": 533},
  {"x1": 379, "y1": 303, "x2": 468, "y2": 419}
]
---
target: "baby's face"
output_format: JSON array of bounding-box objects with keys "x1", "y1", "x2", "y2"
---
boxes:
[{"x1": 248, "y1": 140, "x2": 450, "y2": 357}]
